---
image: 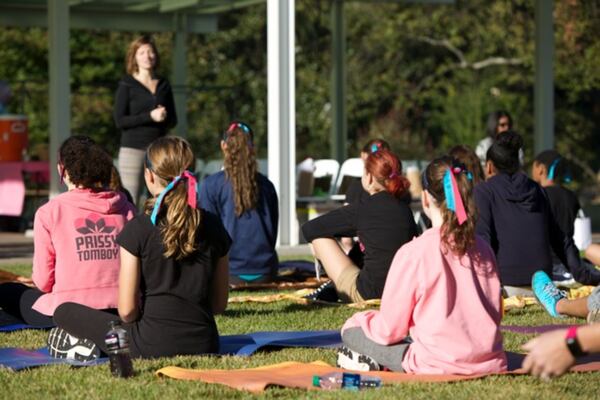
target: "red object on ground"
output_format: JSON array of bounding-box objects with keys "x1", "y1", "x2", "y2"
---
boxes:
[{"x1": 0, "y1": 115, "x2": 28, "y2": 162}]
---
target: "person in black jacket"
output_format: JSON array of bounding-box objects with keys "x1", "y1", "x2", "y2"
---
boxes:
[
  {"x1": 114, "y1": 35, "x2": 177, "y2": 205},
  {"x1": 302, "y1": 149, "x2": 418, "y2": 303},
  {"x1": 474, "y1": 132, "x2": 600, "y2": 297}
]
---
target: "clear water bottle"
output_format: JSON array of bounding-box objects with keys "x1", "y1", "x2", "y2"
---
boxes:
[
  {"x1": 104, "y1": 320, "x2": 134, "y2": 378},
  {"x1": 313, "y1": 372, "x2": 381, "y2": 390}
]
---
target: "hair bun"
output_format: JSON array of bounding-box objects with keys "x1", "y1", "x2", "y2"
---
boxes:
[{"x1": 495, "y1": 130, "x2": 523, "y2": 152}]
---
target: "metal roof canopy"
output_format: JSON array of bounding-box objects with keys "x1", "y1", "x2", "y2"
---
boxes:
[{"x1": 0, "y1": 0, "x2": 555, "y2": 246}]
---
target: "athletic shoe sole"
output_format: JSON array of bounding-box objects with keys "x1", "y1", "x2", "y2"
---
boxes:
[
  {"x1": 587, "y1": 309, "x2": 600, "y2": 324},
  {"x1": 336, "y1": 345, "x2": 381, "y2": 371},
  {"x1": 47, "y1": 327, "x2": 100, "y2": 362}
]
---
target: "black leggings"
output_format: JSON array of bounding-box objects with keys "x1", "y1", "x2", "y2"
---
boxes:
[
  {"x1": 53, "y1": 302, "x2": 125, "y2": 356},
  {"x1": 0, "y1": 283, "x2": 54, "y2": 327}
]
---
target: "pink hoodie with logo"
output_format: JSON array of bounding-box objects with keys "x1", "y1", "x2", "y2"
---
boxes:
[
  {"x1": 342, "y1": 227, "x2": 507, "y2": 375},
  {"x1": 31, "y1": 188, "x2": 136, "y2": 315}
]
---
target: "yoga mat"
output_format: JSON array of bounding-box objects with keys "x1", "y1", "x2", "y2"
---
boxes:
[
  {"x1": 229, "y1": 260, "x2": 321, "y2": 291},
  {"x1": 156, "y1": 356, "x2": 600, "y2": 393},
  {"x1": 229, "y1": 292, "x2": 381, "y2": 309},
  {"x1": 0, "y1": 348, "x2": 107, "y2": 371},
  {"x1": 0, "y1": 330, "x2": 342, "y2": 371},
  {"x1": 219, "y1": 330, "x2": 341, "y2": 356}
]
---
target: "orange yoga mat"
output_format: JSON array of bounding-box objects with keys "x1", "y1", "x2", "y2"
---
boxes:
[{"x1": 156, "y1": 358, "x2": 600, "y2": 393}]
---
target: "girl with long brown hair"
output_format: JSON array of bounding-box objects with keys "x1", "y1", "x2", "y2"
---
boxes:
[
  {"x1": 302, "y1": 148, "x2": 417, "y2": 302},
  {"x1": 200, "y1": 121, "x2": 279, "y2": 284},
  {"x1": 338, "y1": 155, "x2": 507, "y2": 374},
  {"x1": 50, "y1": 137, "x2": 231, "y2": 360}
]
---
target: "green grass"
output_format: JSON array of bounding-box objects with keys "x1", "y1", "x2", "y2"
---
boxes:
[{"x1": 2, "y1": 263, "x2": 600, "y2": 399}]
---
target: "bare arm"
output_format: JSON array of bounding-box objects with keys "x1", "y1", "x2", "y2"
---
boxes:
[
  {"x1": 118, "y1": 247, "x2": 141, "y2": 322},
  {"x1": 209, "y1": 255, "x2": 229, "y2": 315},
  {"x1": 522, "y1": 324, "x2": 600, "y2": 379}
]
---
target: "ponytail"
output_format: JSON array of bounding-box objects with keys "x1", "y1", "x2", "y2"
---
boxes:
[
  {"x1": 422, "y1": 156, "x2": 477, "y2": 256},
  {"x1": 222, "y1": 121, "x2": 259, "y2": 216},
  {"x1": 364, "y1": 149, "x2": 410, "y2": 199},
  {"x1": 144, "y1": 137, "x2": 200, "y2": 260}
]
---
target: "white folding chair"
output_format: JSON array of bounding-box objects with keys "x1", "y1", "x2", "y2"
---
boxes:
[
  {"x1": 332, "y1": 158, "x2": 364, "y2": 199},
  {"x1": 313, "y1": 159, "x2": 340, "y2": 196}
]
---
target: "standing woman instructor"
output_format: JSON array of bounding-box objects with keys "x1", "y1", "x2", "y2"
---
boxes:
[{"x1": 114, "y1": 35, "x2": 177, "y2": 205}]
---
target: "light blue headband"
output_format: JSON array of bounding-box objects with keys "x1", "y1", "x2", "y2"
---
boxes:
[
  {"x1": 547, "y1": 158, "x2": 561, "y2": 181},
  {"x1": 150, "y1": 171, "x2": 198, "y2": 226}
]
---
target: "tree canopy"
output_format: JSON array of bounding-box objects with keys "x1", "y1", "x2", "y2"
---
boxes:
[{"x1": 1, "y1": 0, "x2": 599, "y2": 191}]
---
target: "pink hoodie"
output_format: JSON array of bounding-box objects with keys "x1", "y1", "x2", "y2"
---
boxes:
[
  {"x1": 342, "y1": 227, "x2": 507, "y2": 375},
  {"x1": 32, "y1": 188, "x2": 136, "y2": 315}
]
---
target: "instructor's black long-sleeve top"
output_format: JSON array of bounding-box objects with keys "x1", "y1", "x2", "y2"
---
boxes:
[{"x1": 113, "y1": 74, "x2": 177, "y2": 150}]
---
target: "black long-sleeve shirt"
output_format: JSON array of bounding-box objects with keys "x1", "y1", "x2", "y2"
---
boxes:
[
  {"x1": 474, "y1": 172, "x2": 600, "y2": 286},
  {"x1": 302, "y1": 191, "x2": 418, "y2": 299},
  {"x1": 113, "y1": 75, "x2": 177, "y2": 149}
]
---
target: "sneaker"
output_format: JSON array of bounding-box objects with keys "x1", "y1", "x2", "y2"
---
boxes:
[
  {"x1": 532, "y1": 271, "x2": 567, "y2": 318},
  {"x1": 47, "y1": 327, "x2": 101, "y2": 362},
  {"x1": 302, "y1": 280, "x2": 339, "y2": 302},
  {"x1": 336, "y1": 345, "x2": 381, "y2": 371},
  {"x1": 587, "y1": 309, "x2": 600, "y2": 324}
]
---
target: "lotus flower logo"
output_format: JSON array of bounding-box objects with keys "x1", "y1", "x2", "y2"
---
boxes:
[{"x1": 74, "y1": 214, "x2": 116, "y2": 235}]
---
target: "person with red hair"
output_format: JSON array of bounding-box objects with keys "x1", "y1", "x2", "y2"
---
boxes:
[{"x1": 302, "y1": 149, "x2": 418, "y2": 302}]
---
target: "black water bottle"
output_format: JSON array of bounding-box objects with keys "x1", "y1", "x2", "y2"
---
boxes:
[{"x1": 104, "y1": 320, "x2": 134, "y2": 378}]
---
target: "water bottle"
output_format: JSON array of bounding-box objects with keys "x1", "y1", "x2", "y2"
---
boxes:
[
  {"x1": 312, "y1": 372, "x2": 381, "y2": 390},
  {"x1": 104, "y1": 320, "x2": 134, "y2": 378}
]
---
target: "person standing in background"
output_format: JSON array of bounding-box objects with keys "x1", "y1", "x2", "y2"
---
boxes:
[
  {"x1": 476, "y1": 110, "x2": 513, "y2": 164},
  {"x1": 114, "y1": 35, "x2": 177, "y2": 206}
]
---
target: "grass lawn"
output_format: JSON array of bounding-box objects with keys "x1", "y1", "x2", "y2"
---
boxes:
[{"x1": 1, "y1": 262, "x2": 600, "y2": 399}]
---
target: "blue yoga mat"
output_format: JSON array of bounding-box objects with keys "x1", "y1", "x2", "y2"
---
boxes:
[
  {"x1": 219, "y1": 330, "x2": 341, "y2": 356},
  {"x1": 0, "y1": 330, "x2": 342, "y2": 371},
  {"x1": 0, "y1": 348, "x2": 107, "y2": 371}
]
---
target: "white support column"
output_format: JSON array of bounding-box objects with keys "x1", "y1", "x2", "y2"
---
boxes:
[
  {"x1": 48, "y1": 0, "x2": 70, "y2": 197},
  {"x1": 331, "y1": 0, "x2": 347, "y2": 163},
  {"x1": 534, "y1": 0, "x2": 554, "y2": 154},
  {"x1": 172, "y1": 14, "x2": 188, "y2": 137},
  {"x1": 267, "y1": 0, "x2": 297, "y2": 245}
]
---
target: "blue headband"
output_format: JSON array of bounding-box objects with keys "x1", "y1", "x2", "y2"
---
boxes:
[
  {"x1": 150, "y1": 171, "x2": 198, "y2": 226},
  {"x1": 547, "y1": 158, "x2": 561, "y2": 181}
]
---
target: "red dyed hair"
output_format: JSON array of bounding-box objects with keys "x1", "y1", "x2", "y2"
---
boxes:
[{"x1": 365, "y1": 149, "x2": 410, "y2": 198}]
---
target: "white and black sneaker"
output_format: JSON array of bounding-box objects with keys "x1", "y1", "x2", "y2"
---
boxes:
[
  {"x1": 47, "y1": 327, "x2": 101, "y2": 362},
  {"x1": 336, "y1": 345, "x2": 381, "y2": 371},
  {"x1": 302, "y1": 280, "x2": 339, "y2": 302}
]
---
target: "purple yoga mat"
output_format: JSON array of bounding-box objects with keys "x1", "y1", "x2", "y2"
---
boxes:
[{"x1": 500, "y1": 324, "x2": 576, "y2": 335}]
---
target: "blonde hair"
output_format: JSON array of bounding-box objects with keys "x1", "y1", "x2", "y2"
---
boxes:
[
  {"x1": 144, "y1": 137, "x2": 199, "y2": 260},
  {"x1": 422, "y1": 156, "x2": 477, "y2": 257},
  {"x1": 125, "y1": 35, "x2": 160, "y2": 75},
  {"x1": 222, "y1": 122, "x2": 258, "y2": 216}
]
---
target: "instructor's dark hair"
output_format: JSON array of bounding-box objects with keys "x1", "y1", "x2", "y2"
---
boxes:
[
  {"x1": 486, "y1": 131, "x2": 522, "y2": 175},
  {"x1": 485, "y1": 110, "x2": 513, "y2": 138}
]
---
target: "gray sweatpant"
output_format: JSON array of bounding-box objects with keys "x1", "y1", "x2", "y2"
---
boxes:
[
  {"x1": 118, "y1": 147, "x2": 146, "y2": 206},
  {"x1": 342, "y1": 327, "x2": 410, "y2": 372},
  {"x1": 588, "y1": 285, "x2": 600, "y2": 311}
]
